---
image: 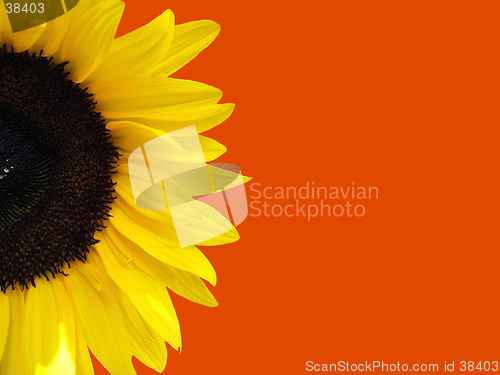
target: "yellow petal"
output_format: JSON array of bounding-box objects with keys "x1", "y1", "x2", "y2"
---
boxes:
[
  {"x1": 108, "y1": 121, "x2": 165, "y2": 152},
  {"x1": 108, "y1": 121, "x2": 226, "y2": 161},
  {"x1": 147, "y1": 20, "x2": 220, "y2": 77},
  {"x1": 65, "y1": 259, "x2": 136, "y2": 375},
  {"x1": 30, "y1": 8, "x2": 74, "y2": 56},
  {"x1": 74, "y1": 320, "x2": 93, "y2": 375},
  {"x1": 106, "y1": 102, "x2": 233, "y2": 133},
  {"x1": 0, "y1": 292, "x2": 10, "y2": 363},
  {"x1": 97, "y1": 76, "x2": 234, "y2": 132},
  {"x1": 0, "y1": 289, "x2": 25, "y2": 375},
  {"x1": 198, "y1": 135, "x2": 227, "y2": 161},
  {"x1": 108, "y1": 201, "x2": 217, "y2": 283},
  {"x1": 85, "y1": 9, "x2": 175, "y2": 93},
  {"x1": 117, "y1": 288, "x2": 168, "y2": 372},
  {"x1": 96, "y1": 235, "x2": 181, "y2": 349},
  {"x1": 22, "y1": 277, "x2": 76, "y2": 375},
  {"x1": 107, "y1": 225, "x2": 218, "y2": 305},
  {"x1": 96, "y1": 77, "x2": 221, "y2": 113},
  {"x1": 58, "y1": 0, "x2": 124, "y2": 82}
]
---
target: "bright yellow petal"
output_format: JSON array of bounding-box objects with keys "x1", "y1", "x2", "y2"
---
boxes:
[
  {"x1": 118, "y1": 288, "x2": 168, "y2": 372},
  {"x1": 96, "y1": 77, "x2": 221, "y2": 114},
  {"x1": 96, "y1": 234, "x2": 181, "y2": 349},
  {"x1": 108, "y1": 121, "x2": 165, "y2": 152},
  {"x1": 105, "y1": 102, "x2": 233, "y2": 133},
  {"x1": 75, "y1": 320, "x2": 93, "y2": 375},
  {"x1": 0, "y1": 289, "x2": 24, "y2": 375},
  {"x1": 96, "y1": 76, "x2": 233, "y2": 132},
  {"x1": 108, "y1": 201, "x2": 217, "y2": 283},
  {"x1": 147, "y1": 20, "x2": 220, "y2": 77},
  {"x1": 31, "y1": 0, "x2": 113, "y2": 57},
  {"x1": 58, "y1": 0, "x2": 124, "y2": 82},
  {"x1": 0, "y1": 289, "x2": 25, "y2": 375},
  {"x1": 22, "y1": 277, "x2": 76, "y2": 375},
  {"x1": 107, "y1": 225, "x2": 218, "y2": 305},
  {"x1": 85, "y1": 9, "x2": 175, "y2": 93},
  {"x1": 198, "y1": 135, "x2": 227, "y2": 161},
  {"x1": 0, "y1": 292, "x2": 9, "y2": 363},
  {"x1": 108, "y1": 121, "x2": 226, "y2": 161},
  {"x1": 65, "y1": 259, "x2": 136, "y2": 375}
]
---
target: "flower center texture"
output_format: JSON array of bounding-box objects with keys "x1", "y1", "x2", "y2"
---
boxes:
[{"x1": 0, "y1": 46, "x2": 118, "y2": 292}]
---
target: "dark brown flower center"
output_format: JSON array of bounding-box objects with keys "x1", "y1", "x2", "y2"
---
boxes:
[{"x1": 0, "y1": 46, "x2": 118, "y2": 292}]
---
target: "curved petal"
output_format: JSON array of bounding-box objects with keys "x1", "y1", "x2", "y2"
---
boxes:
[
  {"x1": 0, "y1": 292, "x2": 10, "y2": 363},
  {"x1": 106, "y1": 224, "x2": 218, "y2": 305},
  {"x1": 65, "y1": 258, "x2": 136, "y2": 375},
  {"x1": 30, "y1": 8, "x2": 74, "y2": 56},
  {"x1": 147, "y1": 20, "x2": 220, "y2": 77},
  {"x1": 198, "y1": 135, "x2": 227, "y2": 161},
  {"x1": 95, "y1": 77, "x2": 222, "y2": 113},
  {"x1": 108, "y1": 121, "x2": 164, "y2": 152},
  {"x1": 118, "y1": 288, "x2": 168, "y2": 372},
  {"x1": 108, "y1": 121, "x2": 226, "y2": 161},
  {"x1": 108, "y1": 200, "x2": 218, "y2": 283},
  {"x1": 85, "y1": 9, "x2": 175, "y2": 93},
  {"x1": 0, "y1": 289, "x2": 25, "y2": 375},
  {"x1": 96, "y1": 235, "x2": 181, "y2": 349},
  {"x1": 95, "y1": 76, "x2": 232, "y2": 132},
  {"x1": 58, "y1": 0, "x2": 124, "y2": 82},
  {"x1": 104, "y1": 102, "x2": 234, "y2": 136},
  {"x1": 74, "y1": 320, "x2": 93, "y2": 375},
  {"x1": 22, "y1": 277, "x2": 76, "y2": 375}
]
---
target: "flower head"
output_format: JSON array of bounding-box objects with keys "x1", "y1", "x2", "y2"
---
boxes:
[{"x1": 0, "y1": 1, "x2": 238, "y2": 373}]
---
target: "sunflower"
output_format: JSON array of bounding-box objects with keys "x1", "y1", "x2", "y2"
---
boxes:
[{"x1": 0, "y1": 1, "x2": 240, "y2": 374}]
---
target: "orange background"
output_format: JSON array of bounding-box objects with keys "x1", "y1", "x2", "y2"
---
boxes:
[{"x1": 96, "y1": 1, "x2": 499, "y2": 374}]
